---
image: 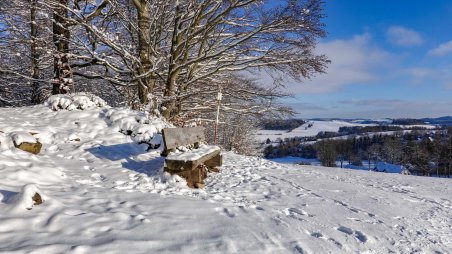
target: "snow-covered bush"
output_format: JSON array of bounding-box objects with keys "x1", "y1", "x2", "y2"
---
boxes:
[
  {"x1": 104, "y1": 108, "x2": 171, "y2": 146},
  {"x1": 45, "y1": 93, "x2": 107, "y2": 111}
]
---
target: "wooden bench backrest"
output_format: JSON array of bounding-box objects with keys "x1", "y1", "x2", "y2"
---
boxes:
[{"x1": 162, "y1": 127, "x2": 205, "y2": 151}]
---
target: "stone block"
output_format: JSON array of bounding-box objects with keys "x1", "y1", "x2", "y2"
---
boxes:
[{"x1": 15, "y1": 142, "x2": 42, "y2": 155}]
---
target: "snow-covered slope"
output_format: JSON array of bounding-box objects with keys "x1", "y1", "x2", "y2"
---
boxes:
[
  {"x1": 255, "y1": 120, "x2": 437, "y2": 143},
  {"x1": 0, "y1": 103, "x2": 451, "y2": 253},
  {"x1": 255, "y1": 120, "x2": 375, "y2": 142}
]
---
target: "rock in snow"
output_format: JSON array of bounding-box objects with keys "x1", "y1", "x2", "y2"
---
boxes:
[
  {"x1": 10, "y1": 132, "x2": 42, "y2": 154},
  {"x1": 0, "y1": 104, "x2": 451, "y2": 253},
  {"x1": 5, "y1": 184, "x2": 45, "y2": 212}
]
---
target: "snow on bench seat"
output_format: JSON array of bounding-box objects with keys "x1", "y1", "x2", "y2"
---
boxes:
[
  {"x1": 165, "y1": 145, "x2": 221, "y2": 172},
  {"x1": 166, "y1": 145, "x2": 220, "y2": 162}
]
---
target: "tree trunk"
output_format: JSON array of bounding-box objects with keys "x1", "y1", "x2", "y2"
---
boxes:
[
  {"x1": 135, "y1": 0, "x2": 154, "y2": 105},
  {"x1": 52, "y1": 0, "x2": 72, "y2": 94},
  {"x1": 30, "y1": 0, "x2": 41, "y2": 103},
  {"x1": 162, "y1": 2, "x2": 182, "y2": 119},
  {"x1": 436, "y1": 157, "x2": 439, "y2": 177}
]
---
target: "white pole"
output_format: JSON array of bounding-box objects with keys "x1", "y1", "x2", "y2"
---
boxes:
[{"x1": 214, "y1": 86, "x2": 222, "y2": 144}]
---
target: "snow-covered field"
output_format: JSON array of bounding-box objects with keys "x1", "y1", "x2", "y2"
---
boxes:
[
  {"x1": 268, "y1": 156, "x2": 322, "y2": 166},
  {"x1": 267, "y1": 157, "x2": 403, "y2": 173},
  {"x1": 255, "y1": 120, "x2": 436, "y2": 143},
  {"x1": 255, "y1": 120, "x2": 375, "y2": 142},
  {"x1": 1, "y1": 99, "x2": 451, "y2": 253}
]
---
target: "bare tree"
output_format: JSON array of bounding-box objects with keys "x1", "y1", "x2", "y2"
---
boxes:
[
  {"x1": 368, "y1": 144, "x2": 382, "y2": 170},
  {"x1": 383, "y1": 136, "x2": 403, "y2": 164},
  {"x1": 64, "y1": 0, "x2": 329, "y2": 117},
  {"x1": 0, "y1": 0, "x2": 53, "y2": 105},
  {"x1": 316, "y1": 140, "x2": 337, "y2": 167},
  {"x1": 1, "y1": 0, "x2": 329, "y2": 142},
  {"x1": 157, "y1": 0, "x2": 329, "y2": 119}
]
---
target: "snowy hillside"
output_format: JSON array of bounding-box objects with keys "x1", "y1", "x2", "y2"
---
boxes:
[
  {"x1": 255, "y1": 120, "x2": 436, "y2": 143},
  {"x1": 1, "y1": 100, "x2": 451, "y2": 253},
  {"x1": 255, "y1": 120, "x2": 375, "y2": 142}
]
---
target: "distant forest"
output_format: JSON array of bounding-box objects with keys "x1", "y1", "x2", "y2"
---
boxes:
[
  {"x1": 260, "y1": 119, "x2": 306, "y2": 130},
  {"x1": 391, "y1": 118, "x2": 425, "y2": 125},
  {"x1": 264, "y1": 128, "x2": 452, "y2": 177}
]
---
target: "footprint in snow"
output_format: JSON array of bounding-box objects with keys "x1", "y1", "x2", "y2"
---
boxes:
[
  {"x1": 215, "y1": 207, "x2": 236, "y2": 218},
  {"x1": 284, "y1": 207, "x2": 314, "y2": 218},
  {"x1": 91, "y1": 173, "x2": 106, "y2": 182},
  {"x1": 255, "y1": 206, "x2": 265, "y2": 211},
  {"x1": 335, "y1": 226, "x2": 368, "y2": 243},
  {"x1": 310, "y1": 231, "x2": 323, "y2": 238},
  {"x1": 83, "y1": 165, "x2": 95, "y2": 171},
  {"x1": 328, "y1": 238, "x2": 343, "y2": 248},
  {"x1": 75, "y1": 173, "x2": 106, "y2": 186},
  {"x1": 305, "y1": 231, "x2": 343, "y2": 249}
]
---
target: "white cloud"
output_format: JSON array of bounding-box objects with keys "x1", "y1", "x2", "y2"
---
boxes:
[
  {"x1": 340, "y1": 100, "x2": 452, "y2": 119},
  {"x1": 294, "y1": 99, "x2": 452, "y2": 119},
  {"x1": 387, "y1": 26, "x2": 423, "y2": 46},
  {"x1": 290, "y1": 100, "x2": 452, "y2": 119},
  {"x1": 402, "y1": 67, "x2": 435, "y2": 85},
  {"x1": 285, "y1": 33, "x2": 393, "y2": 94},
  {"x1": 428, "y1": 40, "x2": 452, "y2": 57},
  {"x1": 403, "y1": 68, "x2": 434, "y2": 79},
  {"x1": 339, "y1": 99, "x2": 405, "y2": 108},
  {"x1": 403, "y1": 65, "x2": 452, "y2": 88}
]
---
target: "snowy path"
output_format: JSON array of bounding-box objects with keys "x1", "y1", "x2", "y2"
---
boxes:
[{"x1": 1, "y1": 105, "x2": 451, "y2": 253}]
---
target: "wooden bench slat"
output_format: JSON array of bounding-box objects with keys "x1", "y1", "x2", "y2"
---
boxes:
[{"x1": 162, "y1": 127, "x2": 205, "y2": 151}]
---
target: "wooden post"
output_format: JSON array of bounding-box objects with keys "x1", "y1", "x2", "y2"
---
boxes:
[{"x1": 214, "y1": 86, "x2": 222, "y2": 144}]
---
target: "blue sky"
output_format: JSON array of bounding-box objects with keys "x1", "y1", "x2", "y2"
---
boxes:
[{"x1": 284, "y1": 0, "x2": 452, "y2": 119}]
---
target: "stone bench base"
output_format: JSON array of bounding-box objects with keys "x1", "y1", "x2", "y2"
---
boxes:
[{"x1": 164, "y1": 152, "x2": 222, "y2": 188}]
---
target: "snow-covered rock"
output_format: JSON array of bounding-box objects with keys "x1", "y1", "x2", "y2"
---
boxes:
[
  {"x1": 6, "y1": 184, "x2": 45, "y2": 212},
  {"x1": 10, "y1": 132, "x2": 42, "y2": 154},
  {"x1": 10, "y1": 132, "x2": 37, "y2": 146}
]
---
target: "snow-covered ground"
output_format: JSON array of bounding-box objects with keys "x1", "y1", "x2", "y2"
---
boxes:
[
  {"x1": 268, "y1": 157, "x2": 403, "y2": 173},
  {"x1": 1, "y1": 100, "x2": 451, "y2": 253},
  {"x1": 268, "y1": 156, "x2": 322, "y2": 166}
]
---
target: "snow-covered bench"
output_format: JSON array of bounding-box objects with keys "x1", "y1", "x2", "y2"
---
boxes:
[{"x1": 162, "y1": 127, "x2": 222, "y2": 188}]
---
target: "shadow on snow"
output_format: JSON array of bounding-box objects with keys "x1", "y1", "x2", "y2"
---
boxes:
[
  {"x1": 86, "y1": 143, "x2": 165, "y2": 176},
  {"x1": 0, "y1": 189, "x2": 18, "y2": 204}
]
